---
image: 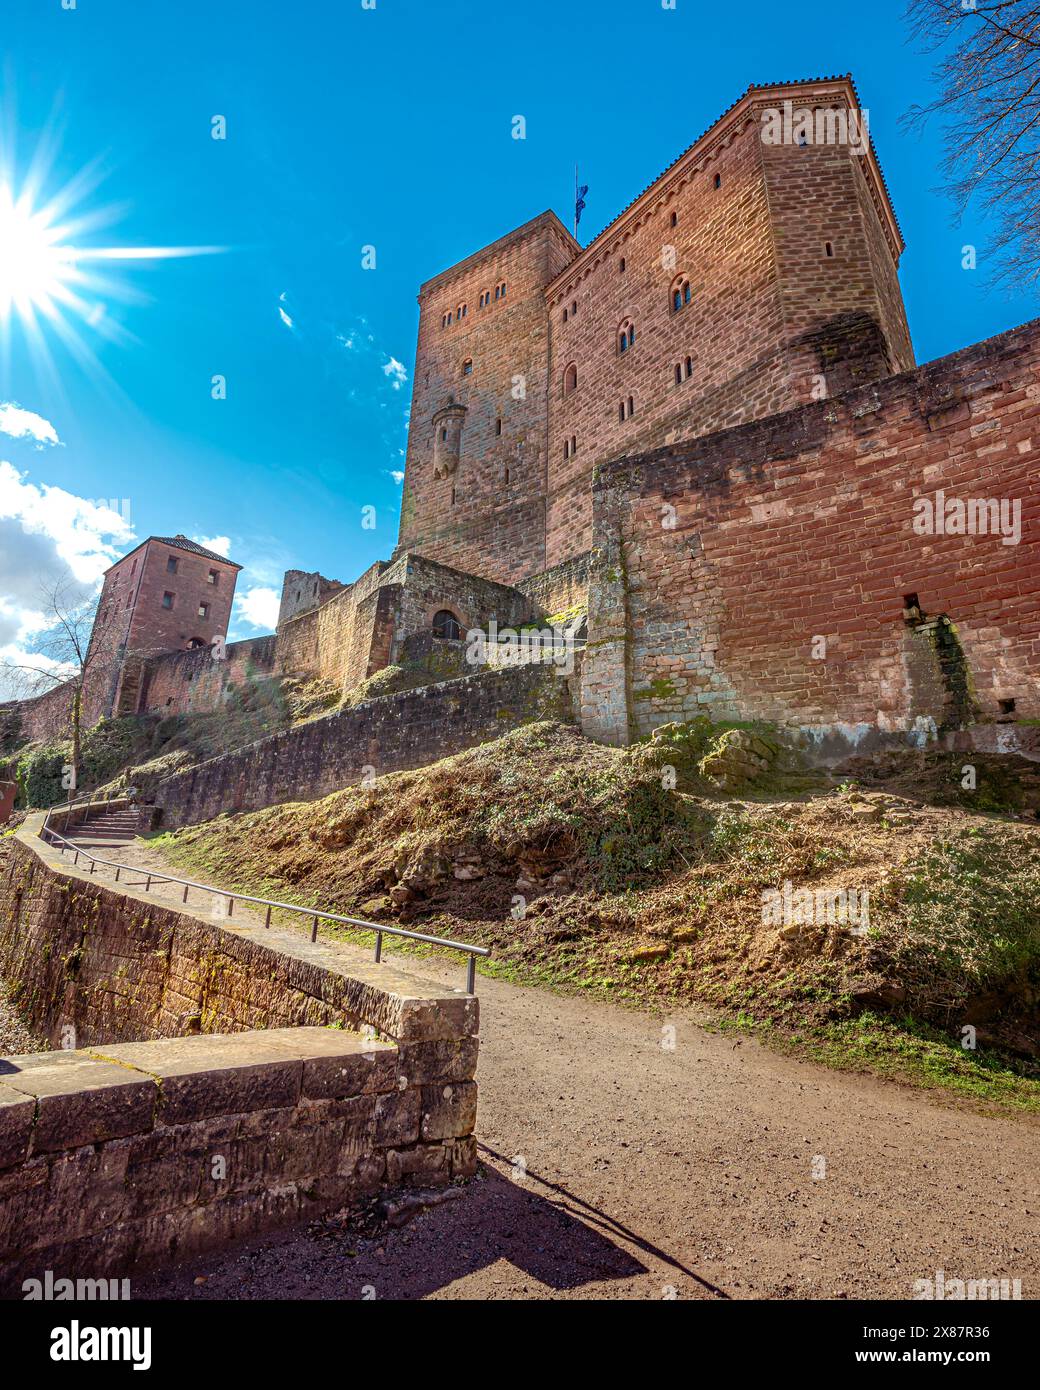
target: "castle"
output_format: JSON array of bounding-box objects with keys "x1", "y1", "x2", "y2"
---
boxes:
[{"x1": 6, "y1": 76, "x2": 1039, "y2": 771}]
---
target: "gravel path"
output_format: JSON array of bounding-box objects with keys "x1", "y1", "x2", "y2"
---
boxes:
[
  {"x1": 47, "y1": 837, "x2": 1040, "y2": 1300},
  {"x1": 0, "y1": 983, "x2": 47, "y2": 1056}
]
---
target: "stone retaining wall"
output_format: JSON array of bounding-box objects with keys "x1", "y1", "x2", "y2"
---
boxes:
[
  {"x1": 0, "y1": 823, "x2": 479, "y2": 1291},
  {"x1": 150, "y1": 661, "x2": 576, "y2": 830}
]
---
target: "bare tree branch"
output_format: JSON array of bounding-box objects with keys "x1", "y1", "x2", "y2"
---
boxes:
[{"x1": 904, "y1": 1, "x2": 1040, "y2": 288}]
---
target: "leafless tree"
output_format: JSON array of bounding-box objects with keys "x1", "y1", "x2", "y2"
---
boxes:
[
  {"x1": 0, "y1": 575, "x2": 114, "y2": 796},
  {"x1": 905, "y1": 1, "x2": 1040, "y2": 288}
]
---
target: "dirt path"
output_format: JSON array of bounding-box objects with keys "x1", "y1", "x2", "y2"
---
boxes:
[{"x1": 88, "y1": 840, "x2": 1039, "y2": 1301}]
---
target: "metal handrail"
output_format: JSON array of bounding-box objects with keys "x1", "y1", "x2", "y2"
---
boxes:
[{"x1": 38, "y1": 820, "x2": 489, "y2": 994}]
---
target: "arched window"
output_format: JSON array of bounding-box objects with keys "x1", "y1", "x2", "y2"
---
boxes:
[
  {"x1": 462, "y1": 358, "x2": 473, "y2": 376},
  {"x1": 618, "y1": 318, "x2": 635, "y2": 353},
  {"x1": 674, "y1": 364, "x2": 682, "y2": 385},
  {"x1": 563, "y1": 307, "x2": 568, "y2": 322},
  {"x1": 571, "y1": 434, "x2": 577, "y2": 454},
  {"x1": 618, "y1": 401, "x2": 625, "y2": 423},
  {"x1": 563, "y1": 362, "x2": 578, "y2": 395},
  {"x1": 563, "y1": 439, "x2": 571, "y2": 460},
  {"x1": 432, "y1": 610, "x2": 462, "y2": 640},
  {"x1": 671, "y1": 276, "x2": 692, "y2": 313},
  {"x1": 628, "y1": 395, "x2": 634, "y2": 417},
  {"x1": 684, "y1": 356, "x2": 693, "y2": 379}
]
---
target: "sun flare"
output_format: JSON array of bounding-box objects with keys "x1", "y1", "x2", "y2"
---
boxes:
[
  {"x1": 0, "y1": 157, "x2": 223, "y2": 381},
  {"x1": 0, "y1": 184, "x2": 73, "y2": 322}
]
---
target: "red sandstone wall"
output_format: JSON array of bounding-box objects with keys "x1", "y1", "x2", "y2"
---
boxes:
[
  {"x1": 0, "y1": 682, "x2": 75, "y2": 748},
  {"x1": 582, "y1": 318, "x2": 1040, "y2": 747},
  {"x1": 397, "y1": 80, "x2": 912, "y2": 589},
  {"x1": 544, "y1": 85, "x2": 913, "y2": 570},
  {"x1": 398, "y1": 212, "x2": 578, "y2": 585},
  {"x1": 138, "y1": 636, "x2": 277, "y2": 717}
]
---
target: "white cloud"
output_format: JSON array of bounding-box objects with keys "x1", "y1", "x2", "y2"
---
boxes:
[
  {"x1": 0, "y1": 455, "x2": 135, "y2": 698},
  {"x1": 0, "y1": 460, "x2": 133, "y2": 586},
  {"x1": 390, "y1": 470, "x2": 405, "y2": 485},
  {"x1": 0, "y1": 403, "x2": 60, "y2": 447},
  {"x1": 234, "y1": 586, "x2": 280, "y2": 632},
  {"x1": 279, "y1": 306, "x2": 293, "y2": 329},
  {"x1": 194, "y1": 534, "x2": 231, "y2": 557},
  {"x1": 382, "y1": 356, "x2": 407, "y2": 390}
]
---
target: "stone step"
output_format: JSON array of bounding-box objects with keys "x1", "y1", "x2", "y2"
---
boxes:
[{"x1": 67, "y1": 836, "x2": 137, "y2": 848}]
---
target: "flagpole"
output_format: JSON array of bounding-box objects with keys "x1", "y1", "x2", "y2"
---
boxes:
[{"x1": 574, "y1": 164, "x2": 578, "y2": 239}]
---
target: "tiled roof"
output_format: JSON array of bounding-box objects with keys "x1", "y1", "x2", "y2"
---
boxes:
[{"x1": 150, "y1": 535, "x2": 241, "y2": 567}]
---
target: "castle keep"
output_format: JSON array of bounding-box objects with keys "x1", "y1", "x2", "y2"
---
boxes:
[
  {"x1": 398, "y1": 76, "x2": 914, "y2": 588},
  {"x1": 5, "y1": 76, "x2": 1038, "y2": 768}
]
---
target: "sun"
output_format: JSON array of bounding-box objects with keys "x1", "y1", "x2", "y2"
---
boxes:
[
  {"x1": 0, "y1": 183, "x2": 77, "y2": 324},
  {"x1": 0, "y1": 153, "x2": 223, "y2": 381}
]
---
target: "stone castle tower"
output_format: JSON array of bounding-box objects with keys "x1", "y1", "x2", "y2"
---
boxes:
[
  {"x1": 84, "y1": 536, "x2": 242, "y2": 723},
  {"x1": 396, "y1": 76, "x2": 914, "y2": 587}
]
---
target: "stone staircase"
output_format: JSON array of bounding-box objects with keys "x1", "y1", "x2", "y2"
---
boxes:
[{"x1": 66, "y1": 803, "x2": 150, "y2": 849}]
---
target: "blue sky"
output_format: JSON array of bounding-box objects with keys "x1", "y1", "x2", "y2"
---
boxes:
[{"x1": 0, "y1": 0, "x2": 1036, "y2": 672}]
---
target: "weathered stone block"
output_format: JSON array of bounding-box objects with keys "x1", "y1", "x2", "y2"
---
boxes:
[
  {"x1": 0, "y1": 1081, "x2": 35, "y2": 1170},
  {"x1": 420, "y1": 1081, "x2": 478, "y2": 1141},
  {"x1": 2, "y1": 1053, "x2": 156, "y2": 1154}
]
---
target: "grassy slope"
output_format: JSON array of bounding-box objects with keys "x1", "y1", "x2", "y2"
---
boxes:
[{"x1": 151, "y1": 721, "x2": 1040, "y2": 1114}]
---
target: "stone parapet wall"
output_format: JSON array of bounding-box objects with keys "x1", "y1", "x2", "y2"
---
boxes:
[{"x1": 0, "y1": 824, "x2": 479, "y2": 1290}]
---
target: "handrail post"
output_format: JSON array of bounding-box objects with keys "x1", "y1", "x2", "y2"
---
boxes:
[
  {"x1": 310, "y1": 915, "x2": 318, "y2": 943},
  {"x1": 467, "y1": 955, "x2": 475, "y2": 995},
  {"x1": 182, "y1": 884, "x2": 189, "y2": 903},
  {"x1": 264, "y1": 905, "x2": 272, "y2": 929},
  {"x1": 374, "y1": 930, "x2": 382, "y2": 963},
  {"x1": 227, "y1": 896, "x2": 234, "y2": 917}
]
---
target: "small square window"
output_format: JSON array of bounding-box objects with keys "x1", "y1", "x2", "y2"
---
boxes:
[
  {"x1": 167, "y1": 555, "x2": 178, "y2": 574},
  {"x1": 198, "y1": 603, "x2": 209, "y2": 619},
  {"x1": 162, "y1": 592, "x2": 174, "y2": 610},
  {"x1": 207, "y1": 569, "x2": 218, "y2": 585}
]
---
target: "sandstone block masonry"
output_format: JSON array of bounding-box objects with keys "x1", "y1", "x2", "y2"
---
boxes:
[
  {"x1": 150, "y1": 660, "x2": 577, "y2": 830},
  {"x1": 399, "y1": 76, "x2": 911, "y2": 585},
  {"x1": 581, "y1": 317, "x2": 1040, "y2": 754},
  {"x1": 0, "y1": 823, "x2": 479, "y2": 1290}
]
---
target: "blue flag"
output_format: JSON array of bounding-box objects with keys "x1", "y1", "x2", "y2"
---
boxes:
[{"x1": 575, "y1": 183, "x2": 588, "y2": 226}]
